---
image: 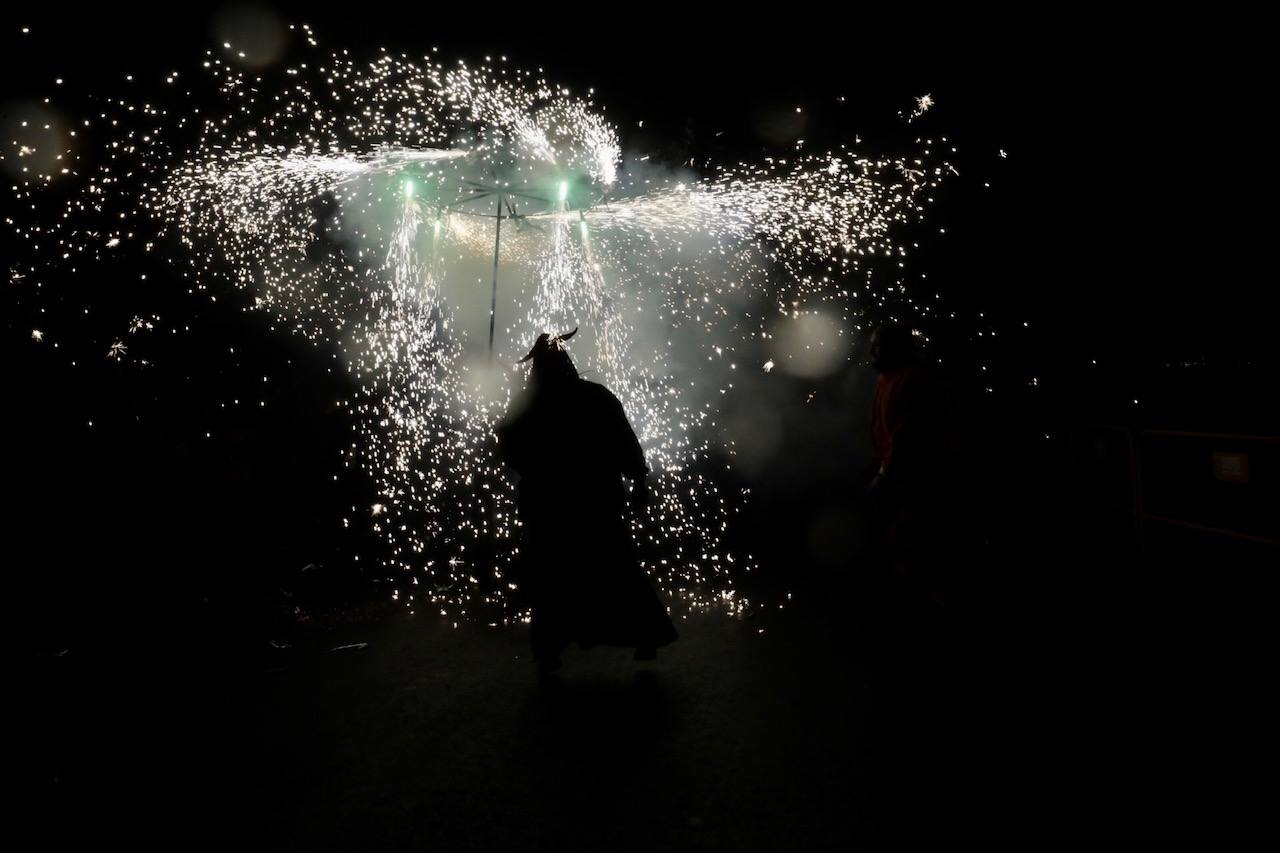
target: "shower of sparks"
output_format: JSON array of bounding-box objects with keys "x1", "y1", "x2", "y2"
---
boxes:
[
  {"x1": 907, "y1": 93, "x2": 935, "y2": 123},
  {"x1": 5, "y1": 26, "x2": 953, "y2": 624}
]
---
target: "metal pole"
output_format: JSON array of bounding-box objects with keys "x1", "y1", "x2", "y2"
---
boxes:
[{"x1": 488, "y1": 193, "x2": 502, "y2": 361}]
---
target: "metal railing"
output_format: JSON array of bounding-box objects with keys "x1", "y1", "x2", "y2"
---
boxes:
[{"x1": 1073, "y1": 425, "x2": 1280, "y2": 550}]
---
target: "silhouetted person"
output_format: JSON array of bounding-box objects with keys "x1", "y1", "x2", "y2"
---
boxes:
[
  {"x1": 868, "y1": 322, "x2": 949, "y2": 606},
  {"x1": 497, "y1": 329, "x2": 678, "y2": 674}
]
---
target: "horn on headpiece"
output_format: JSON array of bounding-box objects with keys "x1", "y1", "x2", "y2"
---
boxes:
[
  {"x1": 554, "y1": 327, "x2": 578, "y2": 345},
  {"x1": 517, "y1": 332, "x2": 552, "y2": 364}
]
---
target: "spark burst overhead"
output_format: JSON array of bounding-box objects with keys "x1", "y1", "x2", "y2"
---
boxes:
[{"x1": 5, "y1": 24, "x2": 953, "y2": 624}]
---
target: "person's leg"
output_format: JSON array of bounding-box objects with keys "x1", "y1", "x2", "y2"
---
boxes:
[
  {"x1": 529, "y1": 604, "x2": 565, "y2": 672},
  {"x1": 537, "y1": 651, "x2": 562, "y2": 675}
]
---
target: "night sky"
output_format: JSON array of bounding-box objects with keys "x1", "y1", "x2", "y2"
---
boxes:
[{"x1": 7, "y1": 5, "x2": 1270, "y2": 407}]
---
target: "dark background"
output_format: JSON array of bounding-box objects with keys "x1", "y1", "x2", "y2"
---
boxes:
[{"x1": 6, "y1": 3, "x2": 1274, "y2": 847}]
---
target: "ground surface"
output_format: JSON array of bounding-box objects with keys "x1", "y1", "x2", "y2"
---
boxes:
[{"x1": 27, "y1": 569, "x2": 1053, "y2": 851}]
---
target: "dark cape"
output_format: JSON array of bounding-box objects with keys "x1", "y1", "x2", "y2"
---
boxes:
[{"x1": 497, "y1": 378, "x2": 678, "y2": 660}]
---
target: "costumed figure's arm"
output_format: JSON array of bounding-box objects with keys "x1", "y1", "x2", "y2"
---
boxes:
[
  {"x1": 606, "y1": 391, "x2": 650, "y2": 506},
  {"x1": 610, "y1": 396, "x2": 648, "y2": 479},
  {"x1": 495, "y1": 408, "x2": 531, "y2": 477}
]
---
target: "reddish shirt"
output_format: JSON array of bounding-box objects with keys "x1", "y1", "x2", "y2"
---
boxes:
[{"x1": 872, "y1": 365, "x2": 930, "y2": 477}]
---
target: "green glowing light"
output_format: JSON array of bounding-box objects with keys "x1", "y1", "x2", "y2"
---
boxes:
[
  {"x1": 403, "y1": 179, "x2": 414, "y2": 198},
  {"x1": 558, "y1": 180, "x2": 569, "y2": 203}
]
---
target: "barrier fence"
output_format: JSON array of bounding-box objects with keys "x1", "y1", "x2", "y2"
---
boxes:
[{"x1": 1070, "y1": 426, "x2": 1280, "y2": 550}]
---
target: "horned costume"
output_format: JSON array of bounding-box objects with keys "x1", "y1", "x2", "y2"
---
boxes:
[{"x1": 497, "y1": 330, "x2": 677, "y2": 669}]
